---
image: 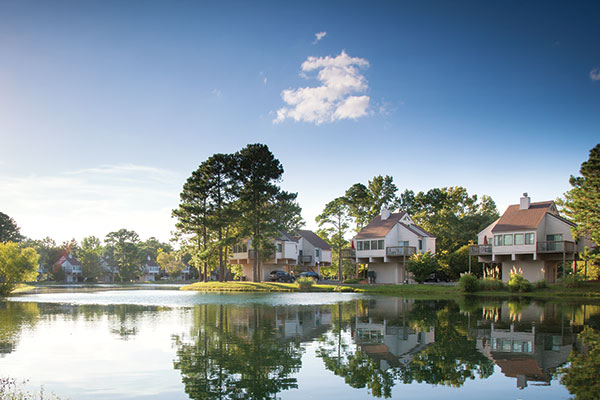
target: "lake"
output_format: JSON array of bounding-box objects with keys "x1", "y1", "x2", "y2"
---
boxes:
[{"x1": 1, "y1": 287, "x2": 598, "y2": 399}]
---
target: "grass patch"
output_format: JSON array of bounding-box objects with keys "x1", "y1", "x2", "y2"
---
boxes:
[
  {"x1": 181, "y1": 281, "x2": 360, "y2": 293},
  {"x1": 10, "y1": 284, "x2": 36, "y2": 294}
]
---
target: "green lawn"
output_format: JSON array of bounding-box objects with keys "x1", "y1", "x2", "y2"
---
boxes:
[{"x1": 181, "y1": 280, "x2": 600, "y2": 301}]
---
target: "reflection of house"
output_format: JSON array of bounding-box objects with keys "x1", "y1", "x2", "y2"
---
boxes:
[
  {"x1": 475, "y1": 320, "x2": 574, "y2": 388},
  {"x1": 355, "y1": 317, "x2": 435, "y2": 370},
  {"x1": 140, "y1": 257, "x2": 160, "y2": 281},
  {"x1": 351, "y1": 205, "x2": 436, "y2": 284},
  {"x1": 295, "y1": 230, "x2": 332, "y2": 272},
  {"x1": 229, "y1": 232, "x2": 299, "y2": 281},
  {"x1": 471, "y1": 193, "x2": 591, "y2": 283},
  {"x1": 55, "y1": 253, "x2": 82, "y2": 283}
]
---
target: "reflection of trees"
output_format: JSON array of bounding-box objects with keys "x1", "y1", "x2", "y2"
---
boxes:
[
  {"x1": 399, "y1": 307, "x2": 494, "y2": 387},
  {"x1": 560, "y1": 326, "x2": 600, "y2": 400},
  {"x1": 0, "y1": 302, "x2": 40, "y2": 355},
  {"x1": 317, "y1": 301, "x2": 494, "y2": 397},
  {"x1": 173, "y1": 304, "x2": 304, "y2": 400}
]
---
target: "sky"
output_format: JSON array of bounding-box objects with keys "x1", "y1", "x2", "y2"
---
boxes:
[{"x1": 0, "y1": 0, "x2": 599, "y2": 244}]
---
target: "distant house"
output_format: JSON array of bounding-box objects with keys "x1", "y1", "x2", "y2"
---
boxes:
[
  {"x1": 295, "y1": 230, "x2": 332, "y2": 274},
  {"x1": 471, "y1": 193, "x2": 592, "y2": 283},
  {"x1": 100, "y1": 258, "x2": 118, "y2": 283},
  {"x1": 350, "y1": 205, "x2": 436, "y2": 284},
  {"x1": 140, "y1": 256, "x2": 161, "y2": 281},
  {"x1": 229, "y1": 232, "x2": 299, "y2": 281},
  {"x1": 55, "y1": 253, "x2": 82, "y2": 283}
]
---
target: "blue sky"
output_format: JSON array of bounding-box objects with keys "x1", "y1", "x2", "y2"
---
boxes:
[{"x1": 1, "y1": 0, "x2": 598, "y2": 243}]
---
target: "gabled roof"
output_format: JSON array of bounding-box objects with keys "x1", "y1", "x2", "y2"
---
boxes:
[
  {"x1": 355, "y1": 212, "x2": 407, "y2": 239},
  {"x1": 355, "y1": 212, "x2": 434, "y2": 239},
  {"x1": 145, "y1": 259, "x2": 159, "y2": 267},
  {"x1": 296, "y1": 230, "x2": 332, "y2": 250},
  {"x1": 57, "y1": 253, "x2": 82, "y2": 266},
  {"x1": 276, "y1": 231, "x2": 298, "y2": 242},
  {"x1": 492, "y1": 201, "x2": 556, "y2": 233}
]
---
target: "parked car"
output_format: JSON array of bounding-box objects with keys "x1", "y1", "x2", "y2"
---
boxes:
[
  {"x1": 269, "y1": 270, "x2": 295, "y2": 283},
  {"x1": 298, "y1": 271, "x2": 320, "y2": 281},
  {"x1": 424, "y1": 270, "x2": 451, "y2": 283}
]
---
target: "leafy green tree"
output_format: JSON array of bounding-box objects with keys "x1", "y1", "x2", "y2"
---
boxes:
[
  {"x1": 344, "y1": 175, "x2": 400, "y2": 232},
  {"x1": 157, "y1": 251, "x2": 186, "y2": 277},
  {"x1": 139, "y1": 236, "x2": 173, "y2": 261},
  {"x1": 0, "y1": 242, "x2": 39, "y2": 296},
  {"x1": 105, "y1": 229, "x2": 142, "y2": 282},
  {"x1": 560, "y1": 326, "x2": 600, "y2": 399},
  {"x1": 563, "y1": 144, "x2": 600, "y2": 264},
  {"x1": 80, "y1": 250, "x2": 104, "y2": 281},
  {"x1": 235, "y1": 144, "x2": 301, "y2": 281},
  {"x1": 406, "y1": 252, "x2": 438, "y2": 283},
  {"x1": 20, "y1": 236, "x2": 62, "y2": 279},
  {"x1": 0, "y1": 212, "x2": 23, "y2": 243},
  {"x1": 317, "y1": 197, "x2": 352, "y2": 281},
  {"x1": 344, "y1": 183, "x2": 372, "y2": 231}
]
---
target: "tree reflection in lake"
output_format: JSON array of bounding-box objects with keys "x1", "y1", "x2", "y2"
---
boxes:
[
  {"x1": 0, "y1": 302, "x2": 40, "y2": 356},
  {"x1": 173, "y1": 304, "x2": 315, "y2": 399}
]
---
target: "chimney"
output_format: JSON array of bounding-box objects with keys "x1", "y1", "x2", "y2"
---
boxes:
[
  {"x1": 381, "y1": 204, "x2": 390, "y2": 220},
  {"x1": 520, "y1": 193, "x2": 530, "y2": 210}
]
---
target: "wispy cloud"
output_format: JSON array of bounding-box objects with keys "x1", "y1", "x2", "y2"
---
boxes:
[
  {"x1": 313, "y1": 31, "x2": 327, "y2": 44},
  {"x1": 590, "y1": 67, "x2": 600, "y2": 81},
  {"x1": 211, "y1": 89, "x2": 222, "y2": 97},
  {"x1": 0, "y1": 164, "x2": 182, "y2": 242},
  {"x1": 274, "y1": 51, "x2": 370, "y2": 125}
]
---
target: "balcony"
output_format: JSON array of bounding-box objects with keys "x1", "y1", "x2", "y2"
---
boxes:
[
  {"x1": 537, "y1": 241, "x2": 575, "y2": 253},
  {"x1": 298, "y1": 255, "x2": 312, "y2": 264},
  {"x1": 386, "y1": 246, "x2": 416, "y2": 257},
  {"x1": 469, "y1": 244, "x2": 493, "y2": 256},
  {"x1": 340, "y1": 249, "x2": 356, "y2": 258}
]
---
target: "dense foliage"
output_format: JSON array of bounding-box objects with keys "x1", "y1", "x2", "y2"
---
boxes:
[
  {"x1": 406, "y1": 252, "x2": 439, "y2": 283},
  {"x1": 560, "y1": 326, "x2": 600, "y2": 400},
  {"x1": 458, "y1": 274, "x2": 479, "y2": 293},
  {"x1": 507, "y1": 273, "x2": 532, "y2": 293},
  {"x1": 0, "y1": 242, "x2": 39, "y2": 296},
  {"x1": 0, "y1": 212, "x2": 23, "y2": 243}
]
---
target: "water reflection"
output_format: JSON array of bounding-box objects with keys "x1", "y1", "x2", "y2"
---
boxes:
[{"x1": 0, "y1": 294, "x2": 598, "y2": 399}]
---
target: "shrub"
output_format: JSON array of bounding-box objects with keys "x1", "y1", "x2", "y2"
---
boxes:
[
  {"x1": 459, "y1": 274, "x2": 479, "y2": 292},
  {"x1": 343, "y1": 278, "x2": 359, "y2": 284},
  {"x1": 534, "y1": 279, "x2": 548, "y2": 289},
  {"x1": 406, "y1": 252, "x2": 439, "y2": 283},
  {"x1": 507, "y1": 273, "x2": 532, "y2": 292},
  {"x1": 479, "y1": 278, "x2": 505, "y2": 291},
  {"x1": 296, "y1": 276, "x2": 315, "y2": 291},
  {"x1": 558, "y1": 274, "x2": 584, "y2": 288}
]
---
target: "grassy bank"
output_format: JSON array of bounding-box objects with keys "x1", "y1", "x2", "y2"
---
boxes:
[
  {"x1": 181, "y1": 281, "x2": 600, "y2": 301},
  {"x1": 9, "y1": 284, "x2": 36, "y2": 294},
  {"x1": 180, "y1": 281, "x2": 359, "y2": 293}
]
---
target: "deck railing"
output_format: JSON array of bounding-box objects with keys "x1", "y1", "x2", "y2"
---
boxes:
[
  {"x1": 386, "y1": 246, "x2": 416, "y2": 257},
  {"x1": 537, "y1": 241, "x2": 575, "y2": 253},
  {"x1": 340, "y1": 248, "x2": 356, "y2": 258},
  {"x1": 298, "y1": 255, "x2": 313, "y2": 264},
  {"x1": 469, "y1": 244, "x2": 493, "y2": 256}
]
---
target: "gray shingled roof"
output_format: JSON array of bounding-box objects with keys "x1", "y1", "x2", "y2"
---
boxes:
[{"x1": 297, "y1": 230, "x2": 332, "y2": 250}]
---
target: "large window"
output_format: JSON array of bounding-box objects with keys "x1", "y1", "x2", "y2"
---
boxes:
[
  {"x1": 418, "y1": 239, "x2": 423, "y2": 250},
  {"x1": 315, "y1": 248, "x2": 320, "y2": 257},
  {"x1": 525, "y1": 233, "x2": 535, "y2": 245},
  {"x1": 378, "y1": 240, "x2": 384, "y2": 250},
  {"x1": 494, "y1": 235, "x2": 503, "y2": 246},
  {"x1": 504, "y1": 234, "x2": 513, "y2": 246},
  {"x1": 514, "y1": 233, "x2": 524, "y2": 245},
  {"x1": 277, "y1": 243, "x2": 282, "y2": 253},
  {"x1": 364, "y1": 240, "x2": 371, "y2": 251},
  {"x1": 357, "y1": 241, "x2": 363, "y2": 251}
]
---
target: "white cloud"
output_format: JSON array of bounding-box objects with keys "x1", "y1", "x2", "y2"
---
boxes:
[
  {"x1": 274, "y1": 51, "x2": 370, "y2": 125},
  {"x1": 590, "y1": 67, "x2": 600, "y2": 81},
  {"x1": 0, "y1": 164, "x2": 182, "y2": 243},
  {"x1": 211, "y1": 89, "x2": 222, "y2": 97},
  {"x1": 313, "y1": 31, "x2": 327, "y2": 44}
]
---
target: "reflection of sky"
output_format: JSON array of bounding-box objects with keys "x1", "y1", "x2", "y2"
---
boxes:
[{"x1": 0, "y1": 291, "x2": 579, "y2": 399}]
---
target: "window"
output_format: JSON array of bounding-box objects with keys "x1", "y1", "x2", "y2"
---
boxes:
[
  {"x1": 525, "y1": 233, "x2": 534, "y2": 245},
  {"x1": 378, "y1": 240, "x2": 384, "y2": 250},
  {"x1": 399, "y1": 241, "x2": 409, "y2": 247},
  {"x1": 514, "y1": 233, "x2": 524, "y2": 245},
  {"x1": 315, "y1": 248, "x2": 320, "y2": 257},
  {"x1": 504, "y1": 234, "x2": 513, "y2": 246},
  {"x1": 277, "y1": 243, "x2": 282, "y2": 253},
  {"x1": 547, "y1": 234, "x2": 563, "y2": 242},
  {"x1": 357, "y1": 241, "x2": 363, "y2": 251},
  {"x1": 418, "y1": 239, "x2": 423, "y2": 250},
  {"x1": 494, "y1": 235, "x2": 503, "y2": 246},
  {"x1": 364, "y1": 240, "x2": 371, "y2": 250}
]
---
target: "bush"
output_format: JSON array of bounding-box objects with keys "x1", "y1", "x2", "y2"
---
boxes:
[
  {"x1": 406, "y1": 252, "x2": 439, "y2": 283},
  {"x1": 507, "y1": 273, "x2": 532, "y2": 292},
  {"x1": 479, "y1": 278, "x2": 505, "y2": 291},
  {"x1": 459, "y1": 274, "x2": 479, "y2": 292},
  {"x1": 534, "y1": 279, "x2": 548, "y2": 289},
  {"x1": 343, "y1": 278, "x2": 359, "y2": 284},
  {"x1": 558, "y1": 274, "x2": 584, "y2": 288},
  {"x1": 296, "y1": 276, "x2": 315, "y2": 291}
]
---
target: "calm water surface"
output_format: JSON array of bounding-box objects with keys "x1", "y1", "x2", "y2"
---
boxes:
[{"x1": 1, "y1": 288, "x2": 598, "y2": 399}]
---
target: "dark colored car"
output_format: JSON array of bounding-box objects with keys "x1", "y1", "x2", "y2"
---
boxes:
[
  {"x1": 269, "y1": 270, "x2": 295, "y2": 283},
  {"x1": 298, "y1": 271, "x2": 320, "y2": 281},
  {"x1": 424, "y1": 271, "x2": 451, "y2": 283}
]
